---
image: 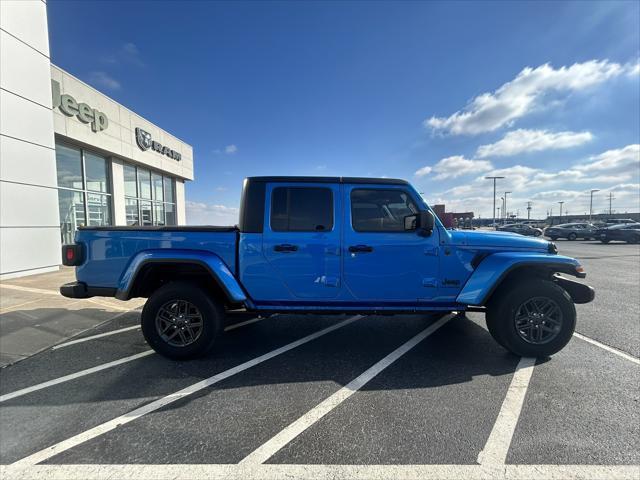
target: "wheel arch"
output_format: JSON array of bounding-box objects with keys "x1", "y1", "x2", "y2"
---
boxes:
[
  {"x1": 116, "y1": 249, "x2": 247, "y2": 306},
  {"x1": 456, "y1": 253, "x2": 585, "y2": 307}
]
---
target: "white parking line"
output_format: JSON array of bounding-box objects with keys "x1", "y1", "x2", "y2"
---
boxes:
[
  {"x1": 2, "y1": 464, "x2": 639, "y2": 480},
  {"x1": 240, "y1": 314, "x2": 453, "y2": 465},
  {"x1": 573, "y1": 332, "x2": 640, "y2": 365},
  {"x1": 0, "y1": 351, "x2": 154, "y2": 403},
  {"x1": 10, "y1": 315, "x2": 363, "y2": 467},
  {"x1": 477, "y1": 357, "x2": 536, "y2": 466},
  {"x1": 52, "y1": 314, "x2": 264, "y2": 350},
  {"x1": 0, "y1": 284, "x2": 60, "y2": 296},
  {"x1": 52, "y1": 325, "x2": 141, "y2": 350}
]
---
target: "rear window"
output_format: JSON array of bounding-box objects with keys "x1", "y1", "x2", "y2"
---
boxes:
[{"x1": 270, "y1": 187, "x2": 333, "y2": 232}]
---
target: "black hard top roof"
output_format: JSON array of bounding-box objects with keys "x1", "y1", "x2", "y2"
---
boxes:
[{"x1": 246, "y1": 176, "x2": 409, "y2": 185}]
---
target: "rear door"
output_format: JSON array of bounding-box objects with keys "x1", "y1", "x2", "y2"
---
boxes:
[
  {"x1": 342, "y1": 184, "x2": 440, "y2": 302},
  {"x1": 262, "y1": 182, "x2": 342, "y2": 299}
]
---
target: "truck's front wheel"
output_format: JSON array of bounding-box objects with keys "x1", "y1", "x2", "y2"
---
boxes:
[
  {"x1": 486, "y1": 280, "x2": 576, "y2": 357},
  {"x1": 141, "y1": 282, "x2": 223, "y2": 360}
]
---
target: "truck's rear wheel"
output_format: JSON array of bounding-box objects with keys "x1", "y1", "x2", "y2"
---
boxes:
[
  {"x1": 486, "y1": 279, "x2": 576, "y2": 357},
  {"x1": 141, "y1": 282, "x2": 223, "y2": 360}
]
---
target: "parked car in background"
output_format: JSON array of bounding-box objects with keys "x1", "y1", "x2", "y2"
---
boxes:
[
  {"x1": 521, "y1": 220, "x2": 546, "y2": 228},
  {"x1": 497, "y1": 223, "x2": 543, "y2": 237},
  {"x1": 597, "y1": 223, "x2": 640, "y2": 244},
  {"x1": 604, "y1": 218, "x2": 637, "y2": 225},
  {"x1": 544, "y1": 223, "x2": 598, "y2": 241}
]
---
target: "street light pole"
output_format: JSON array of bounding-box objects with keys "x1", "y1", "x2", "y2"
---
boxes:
[
  {"x1": 504, "y1": 191, "x2": 512, "y2": 223},
  {"x1": 558, "y1": 201, "x2": 564, "y2": 218},
  {"x1": 589, "y1": 189, "x2": 600, "y2": 222},
  {"x1": 527, "y1": 201, "x2": 532, "y2": 220},
  {"x1": 485, "y1": 176, "x2": 504, "y2": 229}
]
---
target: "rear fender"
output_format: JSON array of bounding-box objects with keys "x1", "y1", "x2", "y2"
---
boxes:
[
  {"x1": 456, "y1": 252, "x2": 583, "y2": 306},
  {"x1": 115, "y1": 249, "x2": 246, "y2": 302}
]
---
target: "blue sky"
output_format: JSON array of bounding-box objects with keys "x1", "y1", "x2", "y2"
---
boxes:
[{"x1": 48, "y1": 0, "x2": 639, "y2": 223}]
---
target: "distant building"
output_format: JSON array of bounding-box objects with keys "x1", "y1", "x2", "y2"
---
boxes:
[{"x1": 433, "y1": 204, "x2": 474, "y2": 228}]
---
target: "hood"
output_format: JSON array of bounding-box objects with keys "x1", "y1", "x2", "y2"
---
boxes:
[{"x1": 448, "y1": 229, "x2": 550, "y2": 251}]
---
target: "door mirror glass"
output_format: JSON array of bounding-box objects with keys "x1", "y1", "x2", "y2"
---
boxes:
[{"x1": 404, "y1": 214, "x2": 418, "y2": 231}]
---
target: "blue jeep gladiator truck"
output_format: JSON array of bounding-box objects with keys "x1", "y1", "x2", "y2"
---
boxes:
[{"x1": 61, "y1": 176, "x2": 594, "y2": 359}]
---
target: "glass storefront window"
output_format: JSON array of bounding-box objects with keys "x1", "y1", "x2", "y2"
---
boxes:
[
  {"x1": 124, "y1": 162, "x2": 177, "y2": 226},
  {"x1": 140, "y1": 200, "x2": 153, "y2": 226},
  {"x1": 125, "y1": 198, "x2": 140, "y2": 226},
  {"x1": 138, "y1": 168, "x2": 152, "y2": 199},
  {"x1": 84, "y1": 153, "x2": 109, "y2": 192},
  {"x1": 56, "y1": 144, "x2": 83, "y2": 190},
  {"x1": 165, "y1": 203, "x2": 176, "y2": 226},
  {"x1": 124, "y1": 164, "x2": 137, "y2": 197},
  {"x1": 56, "y1": 143, "x2": 112, "y2": 246},
  {"x1": 86, "y1": 193, "x2": 112, "y2": 226},
  {"x1": 58, "y1": 189, "x2": 86, "y2": 245},
  {"x1": 153, "y1": 202, "x2": 165, "y2": 226},
  {"x1": 163, "y1": 178, "x2": 175, "y2": 203},
  {"x1": 152, "y1": 173, "x2": 164, "y2": 201}
]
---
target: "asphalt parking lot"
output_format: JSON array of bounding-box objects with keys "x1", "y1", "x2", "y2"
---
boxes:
[{"x1": 0, "y1": 241, "x2": 638, "y2": 479}]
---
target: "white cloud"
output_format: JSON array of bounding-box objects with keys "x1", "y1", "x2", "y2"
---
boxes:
[
  {"x1": 426, "y1": 145, "x2": 639, "y2": 218},
  {"x1": 432, "y1": 156, "x2": 493, "y2": 180},
  {"x1": 476, "y1": 129, "x2": 593, "y2": 158},
  {"x1": 87, "y1": 71, "x2": 121, "y2": 90},
  {"x1": 224, "y1": 144, "x2": 238, "y2": 154},
  {"x1": 426, "y1": 60, "x2": 637, "y2": 135},
  {"x1": 186, "y1": 201, "x2": 239, "y2": 225},
  {"x1": 102, "y1": 42, "x2": 145, "y2": 67},
  {"x1": 414, "y1": 165, "x2": 432, "y2": 177},
  {"x1": 574, "y1": 144, "x2": 639, "y2": 173}
]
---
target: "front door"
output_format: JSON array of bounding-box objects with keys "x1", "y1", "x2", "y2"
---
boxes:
[
  {"x1": 342, "y1": 185, "x2": 440, "y2": 302},
  {"x1": 262, "y1": 182, "x2": 342, "y2": 300}
]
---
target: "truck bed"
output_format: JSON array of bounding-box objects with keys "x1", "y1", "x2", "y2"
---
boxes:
[{"x1": 74, "y1": 226, "x2": 238, "y2": 288}]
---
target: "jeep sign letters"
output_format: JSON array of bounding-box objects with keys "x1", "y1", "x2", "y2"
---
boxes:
[
  {"x1": 51, "y1": 80, "x2": 108, "y2": 133},
  {"x1": 135, "y1": 127, "x2": 181, "y2": 161}
]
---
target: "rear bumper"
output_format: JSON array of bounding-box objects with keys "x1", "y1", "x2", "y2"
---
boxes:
[
  {"x1": 554, "y1": 275, "x2": 595, "y2": 304},
  {"x1": 60, "y1": 282, "x2": 116, "y2": 299}
]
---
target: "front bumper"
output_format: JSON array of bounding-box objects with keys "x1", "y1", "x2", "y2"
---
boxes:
[
  {"x1": 60, "y1": 282, "x2": 116, "y2": 299},
  {"x1": 554, "y1": 275, "x2": 595, "y2": 304}
]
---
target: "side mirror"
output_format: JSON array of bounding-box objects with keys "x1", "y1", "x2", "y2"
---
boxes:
[
  {"x1": 405, "y1": 211, "x2": 435, "y2": 235},
  {"x1": 418, "y1": 211, "x2": 435, "y2": 236}
]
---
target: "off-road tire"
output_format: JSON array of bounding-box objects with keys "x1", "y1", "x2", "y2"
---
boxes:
[
  {"x1": 486, "y1": 279, "x2": 576, "y2": 357},
  {"x1": 141, "y1": 282, "x2": 223, "y2": 360}
]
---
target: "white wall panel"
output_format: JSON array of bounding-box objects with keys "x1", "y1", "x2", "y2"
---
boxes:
[
  {"x1": 0, "y1": 181, "x2": 59, "y2": 227},
  {"x1": 0, "y1": 30, "x2": 52, "y2": 107},
  {"x1": 0, "y1": 90, "x2": 54, "y2": 148},
  {"x1": 175, "y1": 179, "x2": 186, "y2": 225},
  {"x1": 0, "y1": 227, "x2": 61, "y2": 275},
  {"x1": 0, "y1": 0, "x2": 50, "y2": 56},
  {"x1": 0, "y1": 135, "x2": 56, "y2": 187},
  {"x1": 110, "y1": 158, "x2": 127, "y2": 225}
]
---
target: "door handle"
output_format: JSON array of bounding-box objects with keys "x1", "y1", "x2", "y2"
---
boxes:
[
  {"x1": 348, "y1": 245, "x2": 373, "y2": 253},
  {"x1": 274, "y1": 244, "x2": 298, "y2": 252}
]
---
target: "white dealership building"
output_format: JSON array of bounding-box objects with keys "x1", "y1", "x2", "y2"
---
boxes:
[{"x1": 1, "y1": 1, "x2": 194, "y2": 279}]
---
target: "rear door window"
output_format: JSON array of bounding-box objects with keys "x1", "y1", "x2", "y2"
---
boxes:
[{"x1": 270, "y1": 187, "x2": 333, "y2": 232}]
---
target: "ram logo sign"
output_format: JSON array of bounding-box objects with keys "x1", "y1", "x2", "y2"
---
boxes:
[
  {"x1": 135, "y1": 128, "x2": 153, "y2": 151},
  {"x1": 134, "y1": 127, "x2": 181, "y2": 161}
]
